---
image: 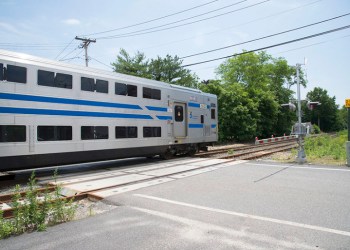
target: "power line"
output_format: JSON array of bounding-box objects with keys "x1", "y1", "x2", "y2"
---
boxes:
[
  {"x1": 97, "y1": 0, "x2": 270, "y2": 39},
  {"x1": 81, "y1": 0, "x2": 219, "y2": 36},
  {"x1": 96, "y1": 0, "x2": 247, "y2": 39},
  {"x1": 180, "y1": 12, "x2": 350, "y2": 59},
  {"x1": 140, "y1": 0, "x2": 322, "y2": 51},
  {"x1": 273, "y1": 33, "x2": 350, "y2": 55},
  {"x1": 89, "y1": 57, "x2": 114, "y2": 70},
  {"x1": 182, "y1": 24, "x2": 350, "y2": 67},
  {"x1": 55, "y1": 38, "x2": 75, "y2": 60}
]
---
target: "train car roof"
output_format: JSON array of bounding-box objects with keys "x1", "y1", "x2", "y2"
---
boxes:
[{"x1": 0, "y1": 49, "x2": 216, "y2": 99}]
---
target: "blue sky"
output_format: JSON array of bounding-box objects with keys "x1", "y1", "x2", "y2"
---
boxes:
[{"x1": 1, "y1": 0, "x2": 349, "y2": 106}]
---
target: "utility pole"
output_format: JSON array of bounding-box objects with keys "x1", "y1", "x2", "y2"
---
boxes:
[
  {"x1": 75, "y1": 36, "x2": 96, "y2": 67},
  {"x1": 296, "y1": 63, "x2": 306, "y2": 164},
  {"x1": 346, "y1": 98, "x2": 350, "y2": 166}
]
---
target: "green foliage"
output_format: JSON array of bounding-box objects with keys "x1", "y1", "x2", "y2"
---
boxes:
[
  {"x1": 304, "y1": 131, "x2": 347, "y2": 164},
  {"x1": 208, "y1": 51, "x2": 300, "y2": 141},
  {"x1": 111, "y1": 49, "x2": 198, "y2": 88},
  {"x1": 0, "y1": 210, "x2": 14, "y2": 239},
  {"x1": 0, "y1": 171, "x2": 77, "y2": 239},
  {"x1": 312, "y1": 124, "x2": 321, "y2": 134},
  {"x1": 111, "y1": 48, "x2": 149, "y2": 78},
  {"x1": 303, "y1": 87, "x2": 342, "y2": 132},
  {"x1": 200, "y1": 81, "x2": 257, "y2": 141}
]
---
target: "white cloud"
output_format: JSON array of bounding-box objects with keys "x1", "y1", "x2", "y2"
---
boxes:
[
  {"x1": 62, "y1": 19, "x2": 81, "y2": 26},
  {"x1": 0, "y1": 22, "x2": 22, "y2": 35}
]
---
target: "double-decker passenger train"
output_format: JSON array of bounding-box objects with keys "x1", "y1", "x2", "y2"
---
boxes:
[{"x1": 0, "y1": 50, "x2": 218, "y2": 171}]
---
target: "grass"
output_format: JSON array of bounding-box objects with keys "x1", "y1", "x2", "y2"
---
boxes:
[
  {"x1": 304, "y1": 131, "x2": 347, "y2": 165},
  {"x1": 0, "y1": 170, "x2": 77, "y2": 239},
  {"x1": 272, "y1": 131, "x2": 348, "y2": 165}
]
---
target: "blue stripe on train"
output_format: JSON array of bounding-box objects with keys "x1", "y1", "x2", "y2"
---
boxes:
[
  {"x1": 156, "y1": 115, "x2": 172, "y2": 120},
  {"x1": 146, "y1": 106, "x2": 168, "y2": 112},
  {"x1": 189, "y1": 124, "x2": 204, "y2": 128},
  {"x1": 0, "y1": 92, "x2": 142, "y2": 110},
  {"x1": 0, "y1": 107, "x2": 153, "y2": 119}
]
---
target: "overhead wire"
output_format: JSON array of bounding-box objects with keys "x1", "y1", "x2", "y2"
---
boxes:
[
  {"x1": 95, "y1": 0, "x2": 248, "y2": 39},
  {"x1": 180, "y1": 12, "x2": 350, "y2": 59},
  {"x1": 191, "y1": 33, "x2": 350, "y2": 71},
  {"x1": 140, "y1": 0, "x2": 323, "y2": 51},
  {"x1": 81, "y1": 0, "x2": 219, "y2": 36},
  {"x1": 182, "y1": 24, "x2": 350, "y2": 67},
  {"x1": 97, "y1": 0, "x2": 270, "y2": 39},
  {"x1": 54, "y1": 38, "x2": 75, "y2": 60},
  {"x1": 89, "y1": 57, "x2": 114, "y2": 70}
]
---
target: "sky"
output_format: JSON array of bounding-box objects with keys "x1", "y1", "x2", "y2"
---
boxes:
[{"x1": 1, "y1": 0, "x2": 349, "y2": 106}]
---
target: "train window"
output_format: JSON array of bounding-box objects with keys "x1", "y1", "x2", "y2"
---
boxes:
[
  {"x1": 143, "y1": 127, "x2": 161, "y2": 138},
  {"x1": 38, "y1": 70, "x2": 55, "y2": 87},
  {"x1": 115, "y1": 82, "x2": 127, "y2": 95},
  {"x1": 7, "y1": 65, "x2": 27, "y2": 83},
  {"x1": 55, "y1": 73, "x2": 72, "y2": 89},
  {"x1": 127, "y1": 84, "x2": 137, "y2": 97},
  {"x1": 96, "y1": 79, "x2": 108, "y2": 93},
  {"x1": 0, "y1": 63, "x2": 3, "y2": 81},
  {"x1": 37, "y1": 126, "x2": 72, "y2": 141},
  {"x1": 81, "y1": 126, "x2": 108, "y2": 140},
  {"x1": 115, "y1": 126, "x2": 137, "y2": 138},
  {"x1": 211, "y1": 109, "x2": 216, "y2": 119},
  {"x1": 0, "y1": 125, "x2": 26, "y2": 142},
  {"x1": 143, "y1": 87, "x2": 152, "y2": 99},
  {"x1": 143, "y1": 87, "x2": 161, "y2": 100},
  {"x1": 127, "y1": 126, "x2": 138, "y2": 138},
  {"x1": 81, "y1": 77, "x2": 95, "y2": 92},
  {"x1": 152, "y1": 89, "x2": 161, "y2": 100},
  {"x1": 201, "y1": 115, "x2": 204, "y2": 124},
  {"x1": 115, "y1": 126, "x2": 127, "y2": 138},
  {"x1": 175, "y1": 106, "x2": 184, "y2": 122}
]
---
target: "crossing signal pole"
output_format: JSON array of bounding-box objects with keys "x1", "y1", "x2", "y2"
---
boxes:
[{"x1": 75, "y1": 36, "x2": 96, "y2": 67}]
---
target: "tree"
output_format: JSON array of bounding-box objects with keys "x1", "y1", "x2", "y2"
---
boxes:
[
  {"x1": 111, "y1": 49, "x2": 149, "y2": 78},
  {"x1": 111, "y1": 49, "x2": 198, "y2": 88},
  {"x1": 304, "y1": 87, "x2": 340, "y2": 132},
  {"x1": 216, "y1": 51, "x2": 300, "y2": 138},
  {"x1": 149, "y1": 55, "x2": 198, "y2": 88}
]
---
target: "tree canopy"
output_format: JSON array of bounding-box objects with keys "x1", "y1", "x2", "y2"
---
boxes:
[
  {"x1": 303, "y1": 87, "x2": 344, "y2": 132},
  {"x1": 212, "y1": 51, "x2": 301, "y2": 140},
  {"x1": 111, "y1": 49, "x2": 198, "y2": 88}
]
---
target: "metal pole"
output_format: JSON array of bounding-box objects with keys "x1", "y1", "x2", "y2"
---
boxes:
[
  {"x1": 296, "y1": 63, "x2": 306, "y2": 164},
  {"x1": 348, "y1": 108, "x2": 350, "y2": 141},
  {"x1": 84, "y1": 44, "x2": 88, "y2": 67}
]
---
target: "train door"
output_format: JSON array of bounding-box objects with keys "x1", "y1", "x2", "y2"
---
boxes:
[{"x1": 173, "y1": 103, "x2": 187, "y2": 137}]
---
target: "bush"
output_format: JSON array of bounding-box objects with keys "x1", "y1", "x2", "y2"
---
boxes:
[{"x1": 312, "y1": 124, "x2": 321, "y2": 134}]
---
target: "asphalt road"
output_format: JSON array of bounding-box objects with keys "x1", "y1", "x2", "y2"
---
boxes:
[{"x1": 2, "y1": 160, "x2": 350, "y2": 249}]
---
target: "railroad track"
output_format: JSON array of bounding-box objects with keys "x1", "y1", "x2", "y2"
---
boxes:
[{"x1": 196, "y1": 139, "x2": 298, "y2": 160}]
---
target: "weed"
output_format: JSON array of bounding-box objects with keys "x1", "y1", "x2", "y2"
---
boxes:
[
  {"x1": 304, "y1": 131, "x2": 347, "y2": 165},
  {"x1": 0, "y1": 170, "x2": 77, "y2": 239},
  {"x1": 227, "y1": 149, "x2": 234, "y2": 155}
]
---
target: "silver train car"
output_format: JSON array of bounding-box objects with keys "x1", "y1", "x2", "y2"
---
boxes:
[{"x1": 0, "y1": 50, "x2": 218, "y2": 171}]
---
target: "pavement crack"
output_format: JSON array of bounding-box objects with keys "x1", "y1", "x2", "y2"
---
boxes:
[{"x1": 254, "y1": 167, "x2": 289, "y2": 183}]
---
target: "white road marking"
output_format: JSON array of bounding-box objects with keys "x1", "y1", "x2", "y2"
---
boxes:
[
  {"x1": 248, "y1": 163, "x2": 350, "y2": 172},
  {"x1": 134, "y1": 194, "x2": 350, "y2": 237},
  {"x1": 130, "y1": 206, "x2": 320, "y2": 249}
]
